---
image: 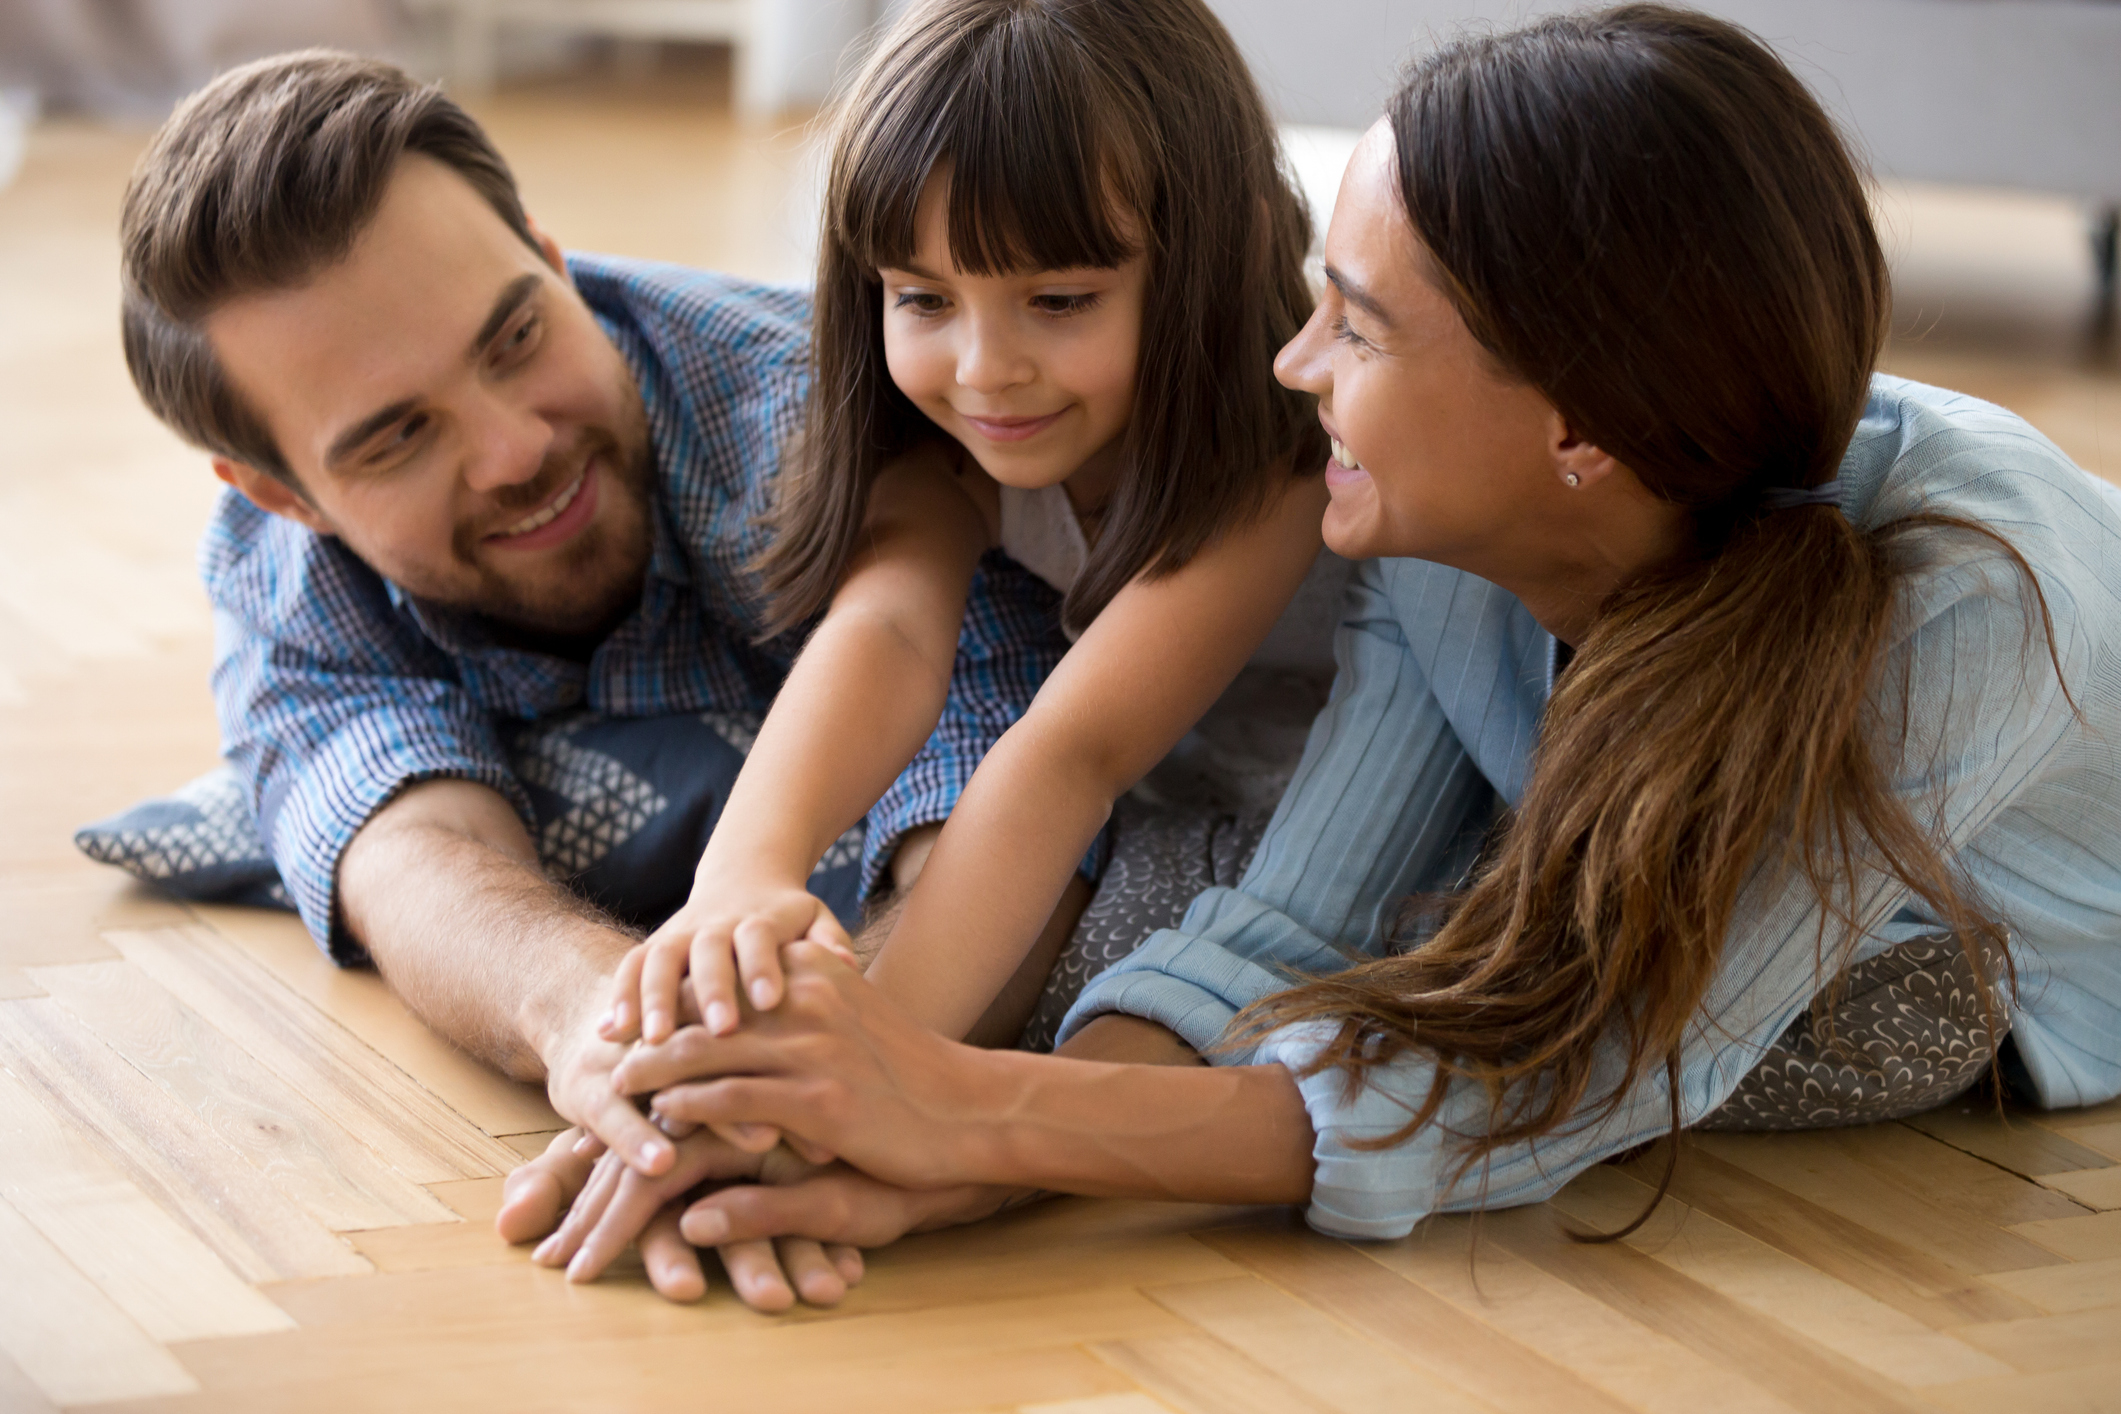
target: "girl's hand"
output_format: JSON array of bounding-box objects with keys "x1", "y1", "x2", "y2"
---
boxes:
[
  {"x1": 601, "y1": 884, "x2": 859, "y2": 1045},
  {"x1": 613, "y1": 940, "x2": 1005, "y2": 1191}
]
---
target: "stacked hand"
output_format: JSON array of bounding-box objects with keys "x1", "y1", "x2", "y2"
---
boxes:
[{"x1": 505, "y1": 935, "x2": 1021, "y2": 1311}]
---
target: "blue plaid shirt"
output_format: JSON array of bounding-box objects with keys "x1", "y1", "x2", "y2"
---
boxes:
[{"x1": 205, "y1": 254, "x2": 1070, "y2": 957}]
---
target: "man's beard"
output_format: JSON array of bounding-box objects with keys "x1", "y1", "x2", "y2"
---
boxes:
[{"x1": 454, "y1": 427, "x2": 657, "y2": 640}]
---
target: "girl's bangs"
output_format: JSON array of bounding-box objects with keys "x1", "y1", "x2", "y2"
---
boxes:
[{"x1": 837, "y1": 30, "x2": 1150, "y2": 278}]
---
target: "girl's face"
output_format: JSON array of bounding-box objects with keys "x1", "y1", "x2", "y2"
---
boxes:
[
  {"x1": 879, "y1": 170, "x2": 1149, "y2": 505},
  {"x1": 1272, "y1": 122, "x2": 1569, "y2": 567}
]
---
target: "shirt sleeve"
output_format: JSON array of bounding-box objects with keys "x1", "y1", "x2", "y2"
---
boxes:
[
  {"x1": 1060, "y1": 549, "x2": 2082, "y2": 1240},
  {"x1": 861, "y1": 550, "x2": 1078, "y2": 897},
  {"x1": 206, "y1": 502, "x2": 532, "y2": 963}
]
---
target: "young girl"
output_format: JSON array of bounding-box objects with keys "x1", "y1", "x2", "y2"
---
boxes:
[{"x1": 600, "y1": 0, "x2": 1329, "y2": 1051}]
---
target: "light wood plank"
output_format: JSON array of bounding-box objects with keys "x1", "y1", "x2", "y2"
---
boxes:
[
  {"x1": 1924, "y1": 1360, "x2": 2121, "y2": 1414},
  {"x1": 0, "y1": 872, "x2": 190, "y2": 970},
  {"x1": 1199, "y1": 1219, "x2": 1640, "y2": 1414},
  {"x1": 1554, "y1": 1164, "x2": 2012, "y2": 1387},
  {"x1": 1901, "y1": 1105, "x2": 2117, "y2": 1178},
  {"x1": 1658, "y1": 1139, "x2": 2064, "y2": 1299},
  {"x1": 0, "y1": 1191, "x2": 198, "y2": 1405},
  {"x1": 1359, "y1": 1216, "x2": 1798, "y2": 1414},
  {"x1": 0, "y1": 1062, "x2": 294, "y2": 1342},
  {"x1": 501, "y1": 1129, "x2": 568, "y2": 1159},
  {"x1": 0, "y1": 996, "x2": 370, "y2": 1281},
  {"x1": 1018, "y1": 1397, "x2": 1175, "y2": 1414},
  {"x1": 1485, "y1": 1201, "x2": 1936, "y2": 1414},
  {"x1": 1091, "y1": 1333, "x2": 1338, "y2": 1414},
  {"x1": 1143, "y1": 1275, "x2": 1498, "y2": 1414},
  {"x1": 2040, "y1": 1166, "x2": 2121, "y2": 1211},
  {"x1": 0, "y1": 964, "x2": 41, "y2": 998},
  {"x1": 2008, "y1": 1209, "x2": 2121, "y2": 1261},
  {"x1": 1951, "y1": 1305, "x2": 2121, "y2": 1374},
  {"x1": 106, "y1": 925, "x2": 521, "y2": 1181},
  {"x1": 1983, "y1": 1256, "x2": 2121, "y2": 1314},
  {"x1": 1717, "y1": 1123, "x2": 2087, "y2": 1232},
  {"x1": 0, "y1": 1344, "x2": 60, "y2": 1414},
  {"x1": 2022, "y1": 1096, "x2": 2121, "y2": 1134},
  {"x1": 188, "y1": 902, "x2": 563, "y2": 1135},
  {"x1": 2065, "y1": 1121, "x2": 2121, "y2": 1162},
  {"x1": 28, "y1": 958, "x2": 459, "y2": 1231}
]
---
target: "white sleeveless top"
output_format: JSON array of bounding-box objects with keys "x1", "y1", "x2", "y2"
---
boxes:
[{"x1": 997, "y1": 482, "x2": 1350, "y2": 671}]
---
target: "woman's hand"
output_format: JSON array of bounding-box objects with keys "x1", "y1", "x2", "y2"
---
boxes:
[{"x1": 612, "y1": 940, "x2": 1007, "y2": 1191}]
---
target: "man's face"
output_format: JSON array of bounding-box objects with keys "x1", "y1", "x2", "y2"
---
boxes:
[{"x1": 206, "y1": 155, "x2": 653, "y2": 638}]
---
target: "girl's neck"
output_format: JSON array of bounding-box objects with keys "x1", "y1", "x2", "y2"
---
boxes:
[{"x1": 1059, "y1": 434, "x2": 1127, "y2": 525}]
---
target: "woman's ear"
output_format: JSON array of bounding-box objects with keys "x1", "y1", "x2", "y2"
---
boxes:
[
  {"x1": 212, "y1": 458, "x2": 335, "y2": 535},
  {"x1": 1548, "y1": 410, "x2": 1620, "y2": 491}
]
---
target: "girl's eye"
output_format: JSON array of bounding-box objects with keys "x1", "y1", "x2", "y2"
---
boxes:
[
  {"x1": 1032, "y1": 292, "x2": 1101, "y2": 316},
  {"x1": 1330, "y1": 314, "x2": 1372, "y2": 350},
  {"x1": 893, "y1": 291, "x2": 948, "y2": 316}
]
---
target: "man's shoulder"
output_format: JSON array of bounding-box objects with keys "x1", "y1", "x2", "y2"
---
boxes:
[
  {"x1": 202, "y1": 489, "x2": 397, "y2": 646},
  {"x1": 565, "y1": 253, "x2": 811, "y2": 371}
]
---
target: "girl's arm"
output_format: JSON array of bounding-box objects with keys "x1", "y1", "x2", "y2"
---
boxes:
[
  {"x1": 607, "y1": 448, "x2": 991, "y2": 1042},
  {"x1": 865, "y1": 473, "x2": 1331, "y2": 1040}
]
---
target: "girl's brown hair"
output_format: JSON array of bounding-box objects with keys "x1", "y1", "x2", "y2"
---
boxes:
[
  {"x1": 1241, "y1": 5, "x2": 2052, "y2": 1226},
  {"x1": 753, "y1": 0, "x2": 1326, "y2": 637}
]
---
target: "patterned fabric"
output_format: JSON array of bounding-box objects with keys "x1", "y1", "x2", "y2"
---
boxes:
[
  {"x1": 201, "y1": 254, "x2": 1067, "y2": 959},
  {"x1": 78, "y1": 712, "x2": 866, "y2": 941},
  {"x1": 1699, "y1": 933, "x2": 2008, "y2": 1131}
]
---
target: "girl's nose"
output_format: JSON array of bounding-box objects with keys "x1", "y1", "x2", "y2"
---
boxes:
[{"x1": 955, "y1": 316, "x2": 1035, "y2": 395}]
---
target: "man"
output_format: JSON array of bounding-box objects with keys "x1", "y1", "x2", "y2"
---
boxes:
[{"x1": 120, "y1": 50, "x2": 1076, "y2": 1308}]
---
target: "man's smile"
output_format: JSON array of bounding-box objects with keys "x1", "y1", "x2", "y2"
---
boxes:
[{"x1": 486, "y1": 465, "x2": 597, "y2": 549}]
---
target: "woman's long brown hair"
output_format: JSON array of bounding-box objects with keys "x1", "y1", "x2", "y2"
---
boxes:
[
  {"x1": 1239, "y1": 5, "x2": 2054, "y2": 1230},
  {"x1": 752, "y1": 0, "x2": 1325, "y2": 638}
]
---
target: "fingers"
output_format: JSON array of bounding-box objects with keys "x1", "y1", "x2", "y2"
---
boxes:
[
  {"x1": 773, "y1": 1237, "x2": 849, "y2": 1307},
  {"x1": 650, "y1": 1077, "x2": 815, "y2": 1147},
  {"x1": 827, "y1": 1242, "x2": 865, "y2": 1286},
  {"x1": 599, "y1": 942, "x2": 649, "y2": 1043},
  {"x1": 708, "y1": 1121, "x2": 785, "y2": 1155},
  {"x1": 715, "y1": 1239, "x2": 795, "y2": 1313},
  {"x1": 638, "y1": 1203, "x2": 707, "y2": 1303},
  {"x1": 572, "y1": 1075, "x2": 676, "y2": 1177},
  {"x1": 638, "y1": 934, "x2": 693, "y2": 1046},
  {"x1": 682, "y1": 1171, "x2": 899, "y2": 1248},
  {"x1": 690, "y1": 928, "x2": 742, "y2": 1037},
  {"x1": 495, "y1": 1128, "x2": 598, "y2": 1245},
  {"x1": 533, "y1": 1146, "x2": 629, "y2": 1269},
  {"x1": 732, "y1": 917, "x2": 788, "y2": 1013}
]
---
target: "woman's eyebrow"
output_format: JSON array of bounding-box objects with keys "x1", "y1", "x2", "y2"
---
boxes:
[{"x1": 1325, "y1": 265, "x2": 1394, "y2": 326}]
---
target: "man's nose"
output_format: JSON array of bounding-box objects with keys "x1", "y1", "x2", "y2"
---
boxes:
[
  {"x1": 955, "y1": 314, "x2": 1035, "y2": 396},
  {"x1": 459, "y1": 390, "x2": 553, "y2": 494}
]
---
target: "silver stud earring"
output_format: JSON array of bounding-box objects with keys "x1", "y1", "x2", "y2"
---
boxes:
[{"x1": 1564, "y1": 472, "x2": 1581, "y2": 487}]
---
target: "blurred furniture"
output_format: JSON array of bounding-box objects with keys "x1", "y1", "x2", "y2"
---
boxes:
[
  {"x1": 1215, "y1": 0, "x2": 2121, "y2": 313},
  {"x1": 409, "y1": 0, "x2": 877, "y2": 117}
]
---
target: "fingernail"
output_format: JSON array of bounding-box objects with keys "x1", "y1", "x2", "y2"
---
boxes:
[
  {"x1": 533, "y1": 1235, "x2": 558, "y2": 1263},
  {"x1": 566, "y1": 1250, "x2": 592, "y2": 1282},
  {"x1": 645, "y1": 1010, "x2": 666, "y2": 1039},
  {"x1": 687, "y1": 1209, "x2": 728, "y2": 1244},
  {"x1": 641, "y1": 1139, "x2": 668, "y2": 1168},
  {"x1": 596, "y1": 1009, "x2": 615, "y2": 1036},
  {"x1": 750, "y1": 979, "x2": 775, "y2": 1008},
  {"x1": 573, "y1": 1133, "x2": 596, "y2": 1155},
  {"x1": 706, "y1": 1001, "x2": 733, "y2": 1034}
]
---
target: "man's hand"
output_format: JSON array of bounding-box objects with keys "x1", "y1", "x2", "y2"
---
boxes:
[{"x1": 497, "y1": 1129, "x2": 864, "y2": 1311}]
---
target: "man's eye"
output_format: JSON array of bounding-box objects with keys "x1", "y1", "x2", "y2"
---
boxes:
[
  {"x1": 496, "y1": 314, "x2": 541, "y2": 361},
  {"x1": 367, "y1": 414, "x2": 430, "y2": 465}
]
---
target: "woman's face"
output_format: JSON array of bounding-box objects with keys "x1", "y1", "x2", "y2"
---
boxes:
[{"x1": 1274, "y1": 122, "x2": 1569, "y2": 566}]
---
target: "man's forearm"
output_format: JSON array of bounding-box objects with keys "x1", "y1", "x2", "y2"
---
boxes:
[{"x1": 337, "y1": 778, "x2": 632, "y2": 1079}]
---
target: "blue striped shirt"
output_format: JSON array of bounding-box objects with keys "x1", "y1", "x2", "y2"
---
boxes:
[
  {"x1": 1060, "y1": 375, "x2": 2121, "y2": 1238},
  {"x1": 205, "y1": 254, "x2": 1069, "y2": 959}
]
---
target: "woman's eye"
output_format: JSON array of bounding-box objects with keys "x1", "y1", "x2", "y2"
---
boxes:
[
  {"x1": 893, "y1": 291, "x2": 947, "y2": 315},
  {"x1": 1331, "y1": 314, "x2": 1371, "y2": 350},
  {"x1": 1033, "y1": 293, "x2": 1101, "y2": 316}
]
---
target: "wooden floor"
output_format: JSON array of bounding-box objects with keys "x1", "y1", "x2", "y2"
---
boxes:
[{"x1": 3, "y1": 60, "x2": 2120, "y2": 1414}]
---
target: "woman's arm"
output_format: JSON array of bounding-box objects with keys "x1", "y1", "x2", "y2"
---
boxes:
[
  {"x1": 614, "y1": 942, "x2": 1317, "y2": 1203},
  {"x1": 866, "y1": 474, "x2": 1331, "y2": 1039}
]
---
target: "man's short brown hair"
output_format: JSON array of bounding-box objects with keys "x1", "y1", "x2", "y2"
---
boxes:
[{"x1": 121, "y1": 50, "x2": 537, "y2": 482}]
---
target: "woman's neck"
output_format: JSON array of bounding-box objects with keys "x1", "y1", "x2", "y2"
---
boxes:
[{"x1": 1486, "y1": 490, "x2": 1693, "y2": 648}]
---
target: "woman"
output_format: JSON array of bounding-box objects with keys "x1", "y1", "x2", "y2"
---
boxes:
[{"x1": 510, "y1": 3, "x2": 2121, "y2": 1289}]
